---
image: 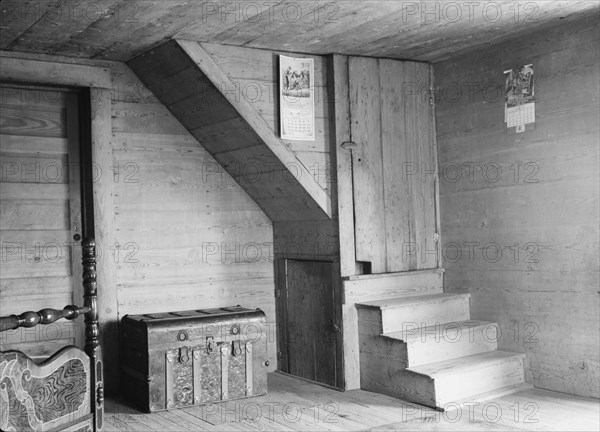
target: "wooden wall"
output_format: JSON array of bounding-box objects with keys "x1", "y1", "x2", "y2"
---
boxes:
[
  {"x1": 110, "y1": 61, "x2": 276, "y2": 357},
  {"x1": 341, "y1": 269, "x2": 444, "y2": 390},
  {"x1": 435, "y1": 13, "x2": 599, "y2": 398},
  {"x1": 203, "y1": 42, "x2": 340, "y2": 264},
  {"x1": 348, "y1": 57, "x2": 439, "y2": 274},
  {"x1": 0, "y1": 84, "x2": 80, "y2": 357},
  {"x1": 0, "y1": 53, "x2": 277, "y2": 392},
  {"x1": 200, "y1": 43, "x2": 333, "y2": 197}
]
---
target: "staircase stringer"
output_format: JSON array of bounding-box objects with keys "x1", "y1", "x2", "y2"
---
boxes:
[{"x1": 176, "y1": 39, "x2": 332, "y2": 219}]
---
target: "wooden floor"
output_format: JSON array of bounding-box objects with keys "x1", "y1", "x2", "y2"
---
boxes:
[{"x1": 104, "y1": 373, "x2": 599, "y2": 432}]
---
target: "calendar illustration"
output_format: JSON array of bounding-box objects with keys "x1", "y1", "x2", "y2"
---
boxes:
[
  {"x1": 504, "y1": 65, "x2": 535, "y2": 133},
  {"x1": 280, "y1": 55, "x2": 315, "y2": 141}
]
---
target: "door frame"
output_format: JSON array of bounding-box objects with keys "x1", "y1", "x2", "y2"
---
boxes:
[
  {"x1": 0, "y1": 51, "x2": 119, "y2": 393},
  {"x1": 0, "y1": 82, "x2": 85, "y2": 348}
]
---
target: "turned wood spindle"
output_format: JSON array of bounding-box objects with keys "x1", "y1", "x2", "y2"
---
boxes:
[
  {"x1": 82, "y1": 238, "x2": 100, "y2": 357},
  {"x1": 0, "y1": 305, "x2": 89, "y2": 333}
]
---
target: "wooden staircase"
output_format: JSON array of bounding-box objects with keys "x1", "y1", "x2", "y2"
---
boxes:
[{"x1": 356, "y1": 291, "x2": 529, "y2": 410}]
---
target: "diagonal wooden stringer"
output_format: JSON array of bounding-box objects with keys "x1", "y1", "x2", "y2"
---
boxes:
[{"x1": 128, "y1": 40, "x2": 332, "y2": 222}]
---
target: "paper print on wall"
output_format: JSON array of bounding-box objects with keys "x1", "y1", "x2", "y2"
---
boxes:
[
  {"x1": 280, "y1": 55, "x2": 315, "y2": 141},
  {"x1": 504, "y1": 64, "x2": 535, "y2": 133}
]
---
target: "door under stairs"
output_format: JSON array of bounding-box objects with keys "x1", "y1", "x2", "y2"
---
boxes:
[{"x1": 357, "y1": 289, "x2": 530, "y2": 410}]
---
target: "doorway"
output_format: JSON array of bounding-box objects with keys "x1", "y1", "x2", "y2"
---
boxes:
[
  {"x1": 348, "y1": 56, "x2": 439, "y2": 274},
  {"x1": 0, "y1": 83, "x2": 91, "y2": 356},
  {"x1": 277, "y1": 259, "x2": 343, "y2": 388}
]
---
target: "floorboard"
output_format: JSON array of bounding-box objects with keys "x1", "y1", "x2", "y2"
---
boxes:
[{"x1": 104, "y1": 372, "x2": 599, "y2": 431}]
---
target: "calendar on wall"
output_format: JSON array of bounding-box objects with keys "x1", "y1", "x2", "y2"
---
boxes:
[
  {"x1": 280, "y1": 55, "x2": 315, "y2": 141},
  {"x1": 504, "y1": 64, "x2": 535, "y2": 133}
]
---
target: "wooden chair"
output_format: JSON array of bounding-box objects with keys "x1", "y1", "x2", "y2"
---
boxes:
[{"x1": 0, "y1": 238, "x2": 104, "y2": 432}]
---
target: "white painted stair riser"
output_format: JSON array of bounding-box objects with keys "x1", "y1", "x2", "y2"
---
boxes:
[
  {"x1": 380, "y1": 295, "x2": 471, "y2": 333},
  {"x1": 400, "y1": 321, "x2": 499, "y2": 366},
  {"x1": 432, "y1": 355, "x2": 526, "y2": 407}
]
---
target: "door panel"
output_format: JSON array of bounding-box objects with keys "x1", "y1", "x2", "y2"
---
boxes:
[
  {"x1": 279, "y1": 259, "x2": 341, "y2": 388},
  {"x1": 349, "y1": 57, "x2": 439, "y2": 273},
  {"x1": 348, "y1": 57, "x2": 387, "y2": 273},
  {"x1": 0, "y1": 84, "x2": 83, "y2": 357}
]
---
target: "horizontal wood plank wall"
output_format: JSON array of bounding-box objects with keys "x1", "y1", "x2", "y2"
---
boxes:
[
  {"x1": 127, "y1": 40, "x2": 331, "y2": 221},
  {"x1": 0, "y1": 84, "x2": 78, "y2": 357},
  {"x1": 186, "y1": 45, "x2": 342, "y2": 385},
  {"x1": 0, "y1": 52, "x2": 119, "y2": 391},
  {"x1": 200, "y1": 43, "x2": 333, "y2": 197},
  {"x1": 435, "y1": 13, "x2": 600, "y2": 398},
  {"x1": 109, "y1": 62, "x2": 277, "y2": 370},
  {"x1": 0, "y1": 53, "x2": 277, "y2": 387}
]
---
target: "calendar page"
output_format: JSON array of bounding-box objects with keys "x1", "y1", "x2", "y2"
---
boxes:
[
  {"x1": 506, "y1": 102, "x2": 535, "y2": 128},
  {"x1": 504, "y1": 65, "x2": 535, "y2": 133},
  {"x1": 280, "y1": 55, "x2": 315, "y2": 141}
]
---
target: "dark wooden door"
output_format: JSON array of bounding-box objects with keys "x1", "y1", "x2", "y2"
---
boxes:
[
  {"x1": 348, "y1": 56, "x2": 439, "y2": 274},
  {"x1": 278, "y1": 259, "x2": 342, "y2": 388}
]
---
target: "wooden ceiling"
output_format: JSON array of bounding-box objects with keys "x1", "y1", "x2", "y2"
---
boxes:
[{"x1": 1, "y1": 1, "x2": 598, "y2": 62}]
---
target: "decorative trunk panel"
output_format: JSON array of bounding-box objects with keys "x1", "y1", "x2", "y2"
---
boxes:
[{"x1": 120, "y1": 306, "x2": 268, "y2": 412}]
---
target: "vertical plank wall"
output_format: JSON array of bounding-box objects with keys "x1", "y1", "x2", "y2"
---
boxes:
[
  {"x1": 0, "y1": 85, "x2": 79, "y2": 357},
  {"x1": 435, "y1": 13, "x2": 599, "y2": 397},
  {"x1": 349, "y1": 57, "x2": 439, "y2": 274}
]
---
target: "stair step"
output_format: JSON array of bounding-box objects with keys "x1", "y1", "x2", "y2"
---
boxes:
[
  {"x1": 408, "y1": 351, "x2": 526, "y2": 408},
  {"x1": 408, "y1": 350, "x2": 523, "y2": 377},
  {"x1": 356, "y1": 293, "x2": 469, "y2": 309},
  {"x1": 382, "y1": 320, "x2": 498, "y2": 366},
  {"x1": 446, "y1": 382, "x2": 534, "y2": 410},
  {"x1": 356, "y1": 293, "x2": 471, "y2": 333}
]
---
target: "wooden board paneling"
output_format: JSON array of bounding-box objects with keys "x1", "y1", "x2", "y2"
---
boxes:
[
  {"x1": 0, "y1": 104, "x2": 66, "y2": 138},
  {"x1": 0, "y1": 201, "x2": 69, "y2": 230},
  {"x1": 100, "y1": 372, "x2": 600, "y2": 432},
  {"x1": 435, "y1": 13, "x2": 600, "y2": 398},
  {"x1": 349, "y1": 56, "x2": 439, "y2": 274},
  {"x1": 180, "y1": 40, "x2": 332, "y2": 219},
  {"x1": 349, "y1": 56, "x2": 386, "y2": 273},
  {"x1": 0, "y1": 279, "x2": 72, "y2": 315},
  {"x1": 379, "y1": 59, "x2": 410, "y2": 270},
  {"x1": 109, "y1": 64, "x2": 276, "y2": 374},
  {"x1": 0, "y1": 83, "x2": 80, "y2": 357},
  {"x1": 273, "y1": 220, "x2": 339, "y2": 262},
  {"x1": 111, "y1": 101, "x2": 189, "y2": 135},
  {"x1": 88, "y1": 87, "x2": 119, "y2": 393},
  {"x1": 282, "y1": 260, "x2": 340, "y2": 388},
  {"x1": 0, "y1": 134, "x2": 68, "y2": 155},
  {"x1": 341, "y1": 269, "x2": 444, "y2": 390},
  {"x1": 128, "y1": 40, "x2": 332, "y2": 222},
  {"x1": 272, "y1": 217, "x2": 343, "y2": 387},
  {"x1": 0, "y1": 55, "x2": 111, "y2": 88},
  {"x1": 199, "y1": 42, "x2": 332, "y2": 192},
  {"x1": 1, "y1": 53, "x2": 278, "y2": 393},
  {"x1": 4, "y1": 1, "x2": 596, "y2": 63},
  {"x1": 330, "y1": 54, "x2": 358, "y2": 278},
  {"x1": 0, "y1": 153, "x2": 68, "y2": 183}
]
